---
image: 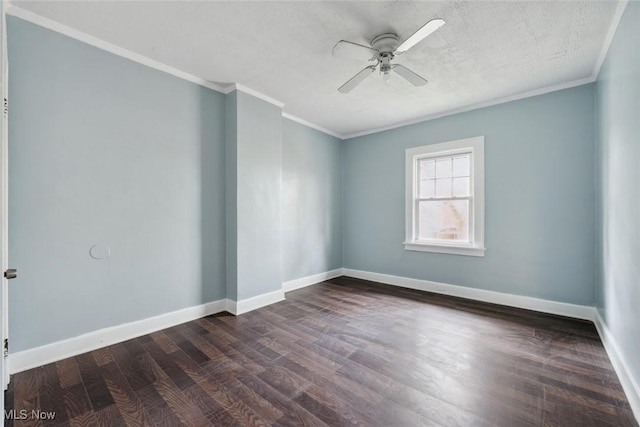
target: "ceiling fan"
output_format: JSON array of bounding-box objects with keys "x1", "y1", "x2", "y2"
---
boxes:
[{"x1": 332, "y1": 18, "x2": 445, "y2": 93}]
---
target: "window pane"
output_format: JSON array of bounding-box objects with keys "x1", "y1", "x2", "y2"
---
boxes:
[
  {"x1": 452, "y1": 155, "x2": 470, "y2": 177},
  {"x1": 418, "y1": 200, "x2": 470, "y2": 242},
  {"x1": 435, "y1": 178, "x2": 452, "y2": 198},
  {"x1": 452, "y1": 177, "x2": 470, "y2": 197},
  {"x1": 419, "y1": 179, "x2": 435, "y2": 198},
  {"x1": 419, "y1": 159, "x2": 435, "y2": 179},
  {"x1": 435, "y1": 158, "x2": 452, "y2": 178}
]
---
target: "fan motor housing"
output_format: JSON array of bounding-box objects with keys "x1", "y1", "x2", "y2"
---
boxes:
[{"x1": 371, "y1": 33, "x2": 400, "y2": 54}]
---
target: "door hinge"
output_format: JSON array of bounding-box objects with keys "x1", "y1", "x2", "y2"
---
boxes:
[
  {"x1": 3, "y1": 97, "x2": 7, "y2": 117},
  {"x1": 3, "y1": 339, "x2": 7, "y2": 357}
]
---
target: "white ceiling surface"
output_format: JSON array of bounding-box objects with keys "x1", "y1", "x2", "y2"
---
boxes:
[{"x1": 12, "y1": 1, "x2": 619, "y2": 137}]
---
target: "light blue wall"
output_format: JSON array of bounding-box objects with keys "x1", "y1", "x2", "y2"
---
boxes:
[
  {"x1": 7, "y1": 15, "x2": 345, "y2": 352},
  {"x1": 595, "y1": 1, "x2": 640, "y2": 391},
  {"x1": 282, "y1": 119, "x2": 342, "y2": 282},
  {"x1": 225, "y1": 91, "x2": 238, "y2": 299},
  {"x1": 234, "y1": 91, "x2": 283, "y2": 299},
  {"x1": 7, "y1": 7, "x2": 616, "y2": 357},
  {"x1": 343, "y1": 84, "x2": 596, "y2": 305},
  {"x1": 7, "y1": 17, "x2": 227, "y2": 352}
]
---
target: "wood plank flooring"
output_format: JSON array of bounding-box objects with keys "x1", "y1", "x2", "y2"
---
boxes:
[{"x1": 5, "y1": 277, "x2": 638, "y2": 426}]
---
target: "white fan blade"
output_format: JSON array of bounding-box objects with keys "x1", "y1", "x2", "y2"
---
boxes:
[
  {"x1": 392, "y1": 64, "x2": 428, "y2": 86},
  {"x1": 333, "y1": 40, "x2": 379, "y2": 61},
  {"x1": 395, "y1": 18, "x2": 445, "y2": 54},
  {"x1": 338, "y1": 66, "x2": 377, "y2": 93}
]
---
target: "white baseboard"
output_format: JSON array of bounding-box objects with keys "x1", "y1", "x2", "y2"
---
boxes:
[
  {"x1": 226, "y1": 289, "x2": 285, "y2": 316},
  {"x1": 341, "y1": 269, "x2": 639, "y2": 421},
  {"x1": 594, "y1": 311, "x2": 640, "y2": 423},
  {"x1": 224, "y1": 298, "x2": 237, "y2": 315},
  {"x1": 283, "y1": 268, "x2": 344, "y2": 292},
  {"x1": 9, "y1": 287, "x2": 286, "y2": 374},
  {"x1": 8, "y1": 299, "x2": 227, "y2": 375},
  {"x1": 342, "y1": 269, "x2": 595, "y2": 321}
]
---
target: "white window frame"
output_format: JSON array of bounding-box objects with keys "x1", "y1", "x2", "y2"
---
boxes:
[{"x1": 404, "y1": 136, "x2": 485, "y2": 257}]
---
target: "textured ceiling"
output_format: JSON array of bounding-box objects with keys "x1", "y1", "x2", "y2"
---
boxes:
[{"x1": 10, "y1": 1, "x2": 620, "y2": 137}]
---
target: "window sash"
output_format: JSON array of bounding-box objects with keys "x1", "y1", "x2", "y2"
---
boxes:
[
  {"x1": 404, "y1": 136, "x2": 485, "y2": 256},
  {"x1": 413, "y1": 153, "x2": 475, "y2": 244},
  {"x1": 416, "y1": 196, "x2": 472, "y2": 202},
  {"x1": 413, "y1": 198, "x2": 475, "y2": 244},
  {"x1": 417, "y1": 152, "x2": 472, "y2": 199}
]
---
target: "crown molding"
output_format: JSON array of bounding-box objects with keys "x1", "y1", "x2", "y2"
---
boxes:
[
  {"x1": 226, "y1": 83, "x2": 285, "y2": 108},
  {"x1": 5, "y1": 4, "x2": 227, "y2": 93},
  {"x1": 6, "y1": 1, "x2": 628, "y2": 141},
  {"x1": 342, "y1": 76, "x2": 595, "y2": 140},
  {"x1": 225, "y1": 86, "x2": 346, "y2": 139},
  {"x1": 5, "y1": 4, "x2": 344, "y2": 138},
  {"x1": 592, "y1": 0, "x2": 629, "y2": 80},
  {"x1": 282, "y1": 113, "x2": 342, "y2": 139}
]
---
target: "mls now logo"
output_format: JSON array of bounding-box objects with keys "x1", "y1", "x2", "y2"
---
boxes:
[{"x1": 5, "y1": 409, "x2": 56, "y2": 420}]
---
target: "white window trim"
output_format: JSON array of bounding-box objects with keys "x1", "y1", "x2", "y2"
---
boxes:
[{"x1": 404, "y1": 136, "x2": 485, "y2": 257}]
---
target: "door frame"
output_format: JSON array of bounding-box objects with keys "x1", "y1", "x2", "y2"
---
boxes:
[{"x1": 1, "y1": 0, "x2": 10, "y2": 393}]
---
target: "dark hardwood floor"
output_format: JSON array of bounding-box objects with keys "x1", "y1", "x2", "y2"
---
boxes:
[{"x1": 5, "y1": 277, "x2": 638, "y2": 426}]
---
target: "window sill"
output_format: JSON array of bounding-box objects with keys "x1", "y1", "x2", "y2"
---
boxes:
[{"x1": 403, "y1": 242, "x2": 486, "y2": 257}]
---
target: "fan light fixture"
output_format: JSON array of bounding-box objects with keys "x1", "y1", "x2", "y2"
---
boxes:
[{"x1": 332, "y1": 18, "x2": 446, "y2": 93}]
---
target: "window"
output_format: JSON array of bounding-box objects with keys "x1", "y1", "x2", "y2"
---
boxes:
[{"x1": 405, "y1": 136, "x2": 485, "y2": 256}]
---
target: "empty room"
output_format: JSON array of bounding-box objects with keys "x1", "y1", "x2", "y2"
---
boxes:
[{"x1": 0, "y1": 0, "x2": 639, "y2": 426}]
